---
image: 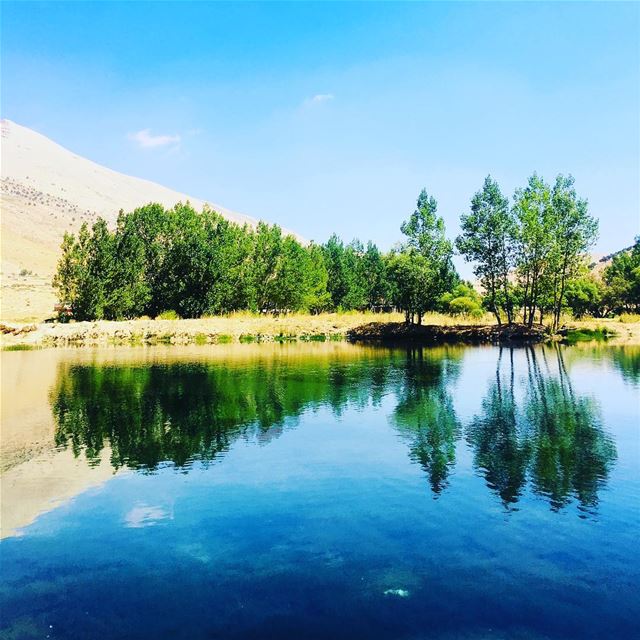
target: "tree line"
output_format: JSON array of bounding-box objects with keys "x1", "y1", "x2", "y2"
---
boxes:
[{"x1": 53, "y1": 173, "x2": 637, "y2": 327}]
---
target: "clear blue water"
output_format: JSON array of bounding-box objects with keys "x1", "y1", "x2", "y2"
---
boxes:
[{"x1": 1, "y1": 344, "x2": 639, "y2": 639}]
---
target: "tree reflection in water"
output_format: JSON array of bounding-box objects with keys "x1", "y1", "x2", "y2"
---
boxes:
[
  {"x1": 51, "y1": 345, "x2": 616, "y2": 513},
  {"x1": 467, "y1": 345, "x2": 616, "y2": 514},
  {"x1": 466, "y1": 348, "x2": 531, "y2": 507},
  {"x1": 391, "y1": 348, "x2": 460, "y2": 495}
]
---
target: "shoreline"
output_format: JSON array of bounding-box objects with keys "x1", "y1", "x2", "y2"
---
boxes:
[
  {"x1": 2, "y1": 313, "x2": 639, "y2": 350},
  {"x1": 346, "y1": 321, "x2": 548, "y2": 344}
]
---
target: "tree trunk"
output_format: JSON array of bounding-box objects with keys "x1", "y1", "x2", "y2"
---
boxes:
[
  {"x1": 501, "y1": 244, "x2": 513, "y2": 325},
  {"x1": 553, "y1": 260, "x2": 569, "y2": 332},
  {"x1": 528, "y1": 272, "x2": 538, "y2": 328},
  {"x1": 522, "y1": 272, "x2": 530, "y2": 326}
]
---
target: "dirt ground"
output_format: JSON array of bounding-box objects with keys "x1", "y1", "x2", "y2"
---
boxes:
[{"x1": 2, "y1": 312, "x2": 639, "y2": 349}]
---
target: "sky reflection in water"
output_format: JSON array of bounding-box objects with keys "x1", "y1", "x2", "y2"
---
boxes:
[{"x1": 1, "y1": 343, "x2": 638, "y2": 639}]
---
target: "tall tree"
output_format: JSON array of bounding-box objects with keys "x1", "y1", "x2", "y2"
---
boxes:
[
  {"x1": 548, "y1": 175, "x2": 598, "y2": 330},
  {"x1": 512, "y1": 174, "x2": 555, "y2": 327},
  {"x1": 52, "y1": 232, "x2": 83, "y2": 313},
  {"x1": 398, "y1": 189, "x2": 457, "y2": 321},
  {"x1": 271, "y1": 235, "x2": 308, "y2": 312},
  {"x1": 75, "y1": 218, "x2": 115, "y2": 320},
  {"x1": 387, "y1": 249, "x2": 432, "y2": 324},
  {"x1": 341, "y1": 240, "x2": 368, "y2": 310},
  {"x1": 322, "y1": 234, "x2": 348, "y2": 310},
  {"x1": 302, "y1": 244, "x2": 332, "y2": 313},
  {"x1": 362, "y1": 241, "x2": 389, "y2": 309},
  {"x1": 252, "y1": 222, "x2": 284, "y2": 312},
  {"x1": 456, "y1": 176, "x2": 515, "y2": 325}
]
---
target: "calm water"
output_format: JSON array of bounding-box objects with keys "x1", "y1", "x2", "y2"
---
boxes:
[{"x1": 1, "y1": 343, "x2": 638, "y2": 639}]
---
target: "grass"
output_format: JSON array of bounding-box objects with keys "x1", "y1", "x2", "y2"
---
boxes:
[
  {"x1": 563, "y1": 327, "x2": 615, "y2": 345},
  {"x1": 2, "y1": 344, "x2": 40, "y2": 351},
  {"x1": 300, "y1": 334, "x2": 327, "y2": 342},
  {"x1": 274, "y1": 333, "x2": 297, "y2": 342},
  {"x1": 194, "y1": 332, "x2": 209, "y2": 345},
  {"x1": 129, "y1": 333, "x2": 144, "y2": 346}
]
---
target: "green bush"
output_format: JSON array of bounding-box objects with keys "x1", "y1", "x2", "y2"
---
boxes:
[{"x1": 156, "y1": 310, "x2": 180, "y2": 320}]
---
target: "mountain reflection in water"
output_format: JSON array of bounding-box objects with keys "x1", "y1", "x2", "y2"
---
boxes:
[{"x1": 51, "y1": 344, "x2": 619, "y2": 514}]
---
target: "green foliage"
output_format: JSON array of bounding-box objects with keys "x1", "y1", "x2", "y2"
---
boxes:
[
  {"x1": 512, "y1": 174, "x2": 556, "y2": 326},
  {"x1": 3, "y1": 344, "x2": 40, "y2": 351},
  {"x1": 456, "y1": 176, "x2": 515, "y2": 324},
  {"x1": 156, "y1": 310, "x2": 180, "y2": 320},
  {"x1": 603, "y1": 237, "x2": 640, "y2": 314},
  {"x1": 563, "y1": 327, "x2": 614, "y2": 345},
  {"x1": 387, "y1": 250, "x2": 432, "y2": 323},
  {"x1": 302, "y1": 243, "x2": 332, "y2": 313},
  {"x1": 511, "y1": 174, "x2": 598, "y2": 328},
  {"x1": 53, "y1": 204, "x2": 343, "y2": 319},
  {"x1": 564, "y1": 276, "x2": 603, "y2": 318},
  {"x1": 390, "y1": 189, "x2": 458, "y2": 324},
  {"x1": 321, "y1": 236, "x2": 369, "y2": 310},
  {"x1": 440, "y1": 283, "x2": 484, "y2": 319},
  {"x1": 50, "y1": 181, "x2": 632, "y2": 326}
]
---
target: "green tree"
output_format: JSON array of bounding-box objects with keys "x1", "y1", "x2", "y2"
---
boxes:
[
  {"x1": 456, "y1": 176, "x2": 515, "y2": 324},
  {"x1": 396, "y1": 189, "x2": 457, "y2": 322},
  {"x1": 362, "y1": 241, "x2": 389, "y2": 309},
  {"x1": 341, "y1": 240, "x2": 368, "y2": 310},
  {"x1": 603, "y1": 238, "x2": 640, "y2": 314},
  {"x1": 439, "y1": 282, "x2": 484, "y2": 319},
  {"x1": 302, "y1": 244, "x2": 332, "y2": 313},
  {"x1": 322, "y1": 234, "x2": 347, "y2": 310},
  {"x1": 271, "y1": 235, "x2": 308, "y2": 311},
  {"x1": 564, "y1": 275, "x2": 604, "y2": 318},
  {"x1": 68, "y1": 218, "x2": 116, "y2": 320},
  {"x1": 52, "y1": 232, "x2": 83, "y2": 313},
  {"x1": 512, "y1": 174, "x2": 555, "y2": 327},
  {"x1": 321, "y1": 235, "x2": 369, "y2": 310},
  {"x1": 252, "y1": 222, "x2": 284, "y2": 312},
  {"x1": 548, "y1": 175, "x2": 598, "y2": 330},
  {"x1": 387, "y1": 249, "x2": 432, "y2": 324}
]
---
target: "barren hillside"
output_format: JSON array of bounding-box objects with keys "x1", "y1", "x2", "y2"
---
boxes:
[{"x1": 0, "y1": 119, "x2": 271, "y2": 320}]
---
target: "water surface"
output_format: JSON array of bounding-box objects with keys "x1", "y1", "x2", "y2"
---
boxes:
[{"x1": 1, "y1": 343, "x2": 638, "y2": 639}]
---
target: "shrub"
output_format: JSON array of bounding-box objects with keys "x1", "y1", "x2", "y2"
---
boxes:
[
  {"x1": 448, "y1": 296, "x2": 484, "y2": 318},
  {"x1": 156, "y1": 310, "x2": 180, "y2": 320}
]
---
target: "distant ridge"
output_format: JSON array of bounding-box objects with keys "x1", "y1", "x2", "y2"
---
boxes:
[{"x1": 589, "y1": 245, "x2": 634, "y2": 271}]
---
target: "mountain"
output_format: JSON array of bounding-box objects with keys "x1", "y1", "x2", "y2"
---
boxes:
[{"x1": 0, "y1": 119, "x2": 291, "y2": 321}]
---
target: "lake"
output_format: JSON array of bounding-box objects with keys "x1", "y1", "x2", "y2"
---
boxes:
[{"x1": 1, "y1": 343, "x2": 638, "y2": 639}]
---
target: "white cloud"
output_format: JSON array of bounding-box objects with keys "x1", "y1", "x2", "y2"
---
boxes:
[
  {"x1": 124, "y1": 504, "x2": 171, "y2": 528},
  {"x1": 303, "y1": 93, "x2": 335, "y2": 107},
  {"x1": 128, "y1": 128, "x2": 181, "y2": 149}
]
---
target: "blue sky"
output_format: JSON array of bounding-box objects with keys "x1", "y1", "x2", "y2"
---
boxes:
[{"x1": 2, "y1": 1, "x2": 639, "y2": 273}]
